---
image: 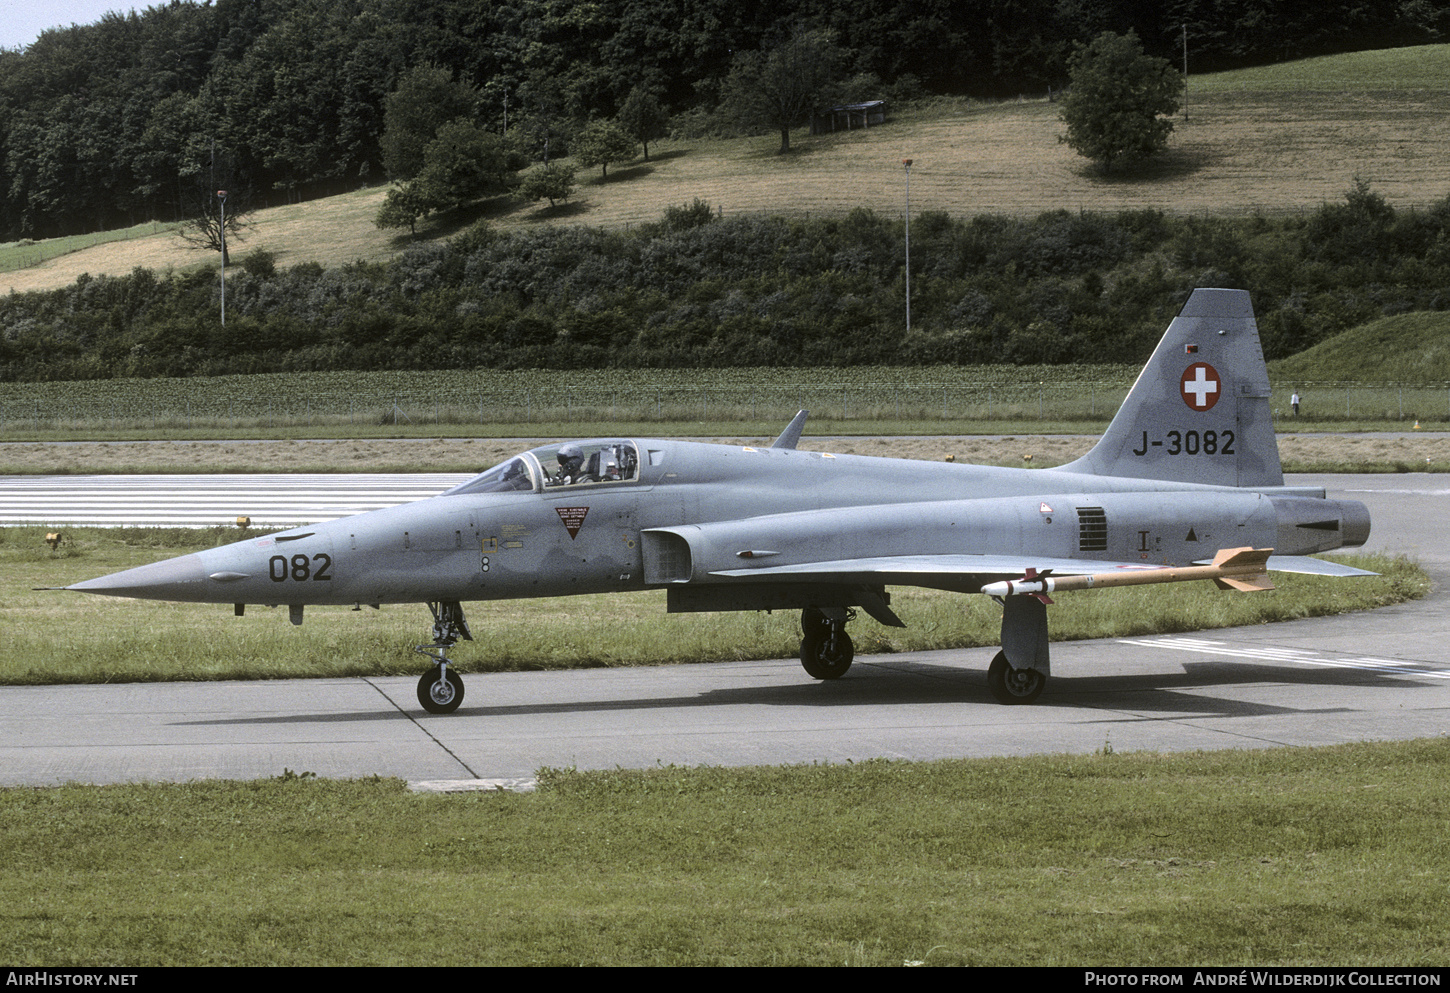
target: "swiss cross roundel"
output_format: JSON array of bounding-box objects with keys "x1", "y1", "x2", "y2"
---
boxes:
[{"x1": 1179, "y1": 362, "x2": 1221, "y2": 411}]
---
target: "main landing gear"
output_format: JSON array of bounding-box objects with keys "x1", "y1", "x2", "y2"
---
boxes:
[
  {"x1": 795, "y1": 599, "x2": 1050, "y2": 706},
  {"x1": 987, "y1": 650, "x2": 1046, "y2": 704},
  {"x1": 987, "y1": 592, "x2": 1051, "y2": 705},
  {"x1": 416, "y1": 601, "x2": 472, "y2": 714},
  {"x1": 799, "y1": 606, "x2": 855, "y2": 679}
]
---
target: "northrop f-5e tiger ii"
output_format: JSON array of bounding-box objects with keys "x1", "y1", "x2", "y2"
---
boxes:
[{"x1": 66, "y1": 289, "x2": 1372, "y2": 712}]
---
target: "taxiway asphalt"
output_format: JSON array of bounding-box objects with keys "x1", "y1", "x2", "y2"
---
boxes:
[{"x1": 1, "y1": 473, "x2": 1445, "y2": 788}]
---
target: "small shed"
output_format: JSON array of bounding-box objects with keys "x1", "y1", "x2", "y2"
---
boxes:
[{"x1": 810, "y1": 100, "x2": 887, "y2": 134}]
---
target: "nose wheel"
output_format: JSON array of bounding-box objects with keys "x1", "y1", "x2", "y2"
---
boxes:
[
  {"x1": 415, "y1": 601, "x2": 472, "y2": 715},
  {"x1": 417, "y1": 664, "x2": 464, "y2": 714}
]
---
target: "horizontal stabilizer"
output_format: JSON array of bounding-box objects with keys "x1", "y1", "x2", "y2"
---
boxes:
[
  {"x1": 1193, "y1": 553, "x2": 1378, "y2": 577},
  {"x1": 1265, "y1": 555, "x2": 1379, "y2": 578}
]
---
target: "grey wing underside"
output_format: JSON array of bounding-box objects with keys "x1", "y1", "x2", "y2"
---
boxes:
[
  {"x1": 710, "y1": 554, "x2": 1173, "y2": 592},
  {"x1": 710, "y1": 553, "x2": 1376, "y2": 589}
]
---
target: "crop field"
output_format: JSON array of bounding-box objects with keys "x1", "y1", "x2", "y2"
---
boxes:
[
  {"x1": 0, "y1": 365, "x2": 1142, "y2": 436},
  {"x1": 2, "y1": 366, "x2": 1445, "y2": 440},
  {"x1": 5, "y1": 46, "x2": 1449, "y2": 294}
]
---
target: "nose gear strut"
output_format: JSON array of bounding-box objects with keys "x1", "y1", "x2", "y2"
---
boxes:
[{"x1": 415, "y1": 601, "x2": 472, "y2": 714}]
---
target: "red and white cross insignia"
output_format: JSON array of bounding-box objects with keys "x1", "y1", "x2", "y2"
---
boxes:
[{"x1": 1179, "y1": 362, "x2": 1221, "y2": 411}]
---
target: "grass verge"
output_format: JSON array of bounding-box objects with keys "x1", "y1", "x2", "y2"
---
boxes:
[
  {"x1": 3, "y1": 740, "x2": 1449, "y2": 965},
  {"x1": 1, "y1": 525, "x2": 1428, "y2": 686}
]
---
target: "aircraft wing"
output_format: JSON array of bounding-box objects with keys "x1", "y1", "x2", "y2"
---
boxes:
[
  {"x1": 710, "y1": 554, "x2": 1166, "y2": 585},
  {"x1": 712, "y1": 551, "x2": 1375, "y2": 587}
]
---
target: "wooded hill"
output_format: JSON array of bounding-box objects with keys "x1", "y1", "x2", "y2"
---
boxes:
[{"x1": 3, "y1": 0, "x2": 1448, "y2": 241}]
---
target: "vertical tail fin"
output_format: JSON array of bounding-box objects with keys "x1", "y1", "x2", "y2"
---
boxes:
[{"x1": 1062, "y1": 288, "x2": 1283, "y2": 488}]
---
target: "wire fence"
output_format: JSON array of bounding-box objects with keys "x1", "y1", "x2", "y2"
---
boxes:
[{"x1": 1, "y1": 381, "x2": 1448, "y2": 433}]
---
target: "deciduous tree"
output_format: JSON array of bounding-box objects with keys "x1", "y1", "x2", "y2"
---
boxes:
[
  {"x1": 177, "y1": 151, "x2": 251, "y2": 265},
  {"x1": 416, "y1": 119, "x2": 518, "y2": 209},
  {"x1": 618, "y1": 86, "x2": 670, "y2": 161},
  {"x1": 1058, "y1": 30, "x2": 1182, "y2": 174},
  {"x1": 380, "y1": 64, "x2": 480, "y2": 181},
  {"x1": 723, "y1": 27, "x2": 847, "y2": 155},
  {"x1": 376, "y1": 120, "x2": 521, "y2": 233},
  {"x1": 518, "y1": 163, "x2": 578, "y2": 207},
  {"x1": 573, "y1": 119, "x2": 637, "y2": 179},
  {"x1": 375, "y1": 183, "x2": 433, "y2": 236}
]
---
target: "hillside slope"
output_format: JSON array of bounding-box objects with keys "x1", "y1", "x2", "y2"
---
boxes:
[
  {"x1": 4, "y1": 46, "x2": 1450, "y2": 295},
  {"x1": 1268, "y1": 312, "x2": 1450, "y2": 382}
]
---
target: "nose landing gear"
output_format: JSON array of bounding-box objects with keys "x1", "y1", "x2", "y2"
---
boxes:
[{"x1": 416, "y1": 601, "x2": 472, "y2": 714}]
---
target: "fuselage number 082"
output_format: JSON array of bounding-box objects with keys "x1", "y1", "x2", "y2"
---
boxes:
[{"x1": 268, "y1": 553, "x2": 333, "y2": 582}]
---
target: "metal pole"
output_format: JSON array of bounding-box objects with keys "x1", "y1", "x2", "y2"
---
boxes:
[
  {"x1": 902, "y1": 159, "x2": 913, "y2": 332},
  {"x1": 1182, "y1": 25, "x2": 1189, "y2": 121},
  {"x1": 217, "y1": 190, "x2": 228, "y2": 327}
]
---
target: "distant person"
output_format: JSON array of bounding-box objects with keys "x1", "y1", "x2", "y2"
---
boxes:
[{"x1": 1290, "y1": 392, "x2": 1301, "y2": 417}]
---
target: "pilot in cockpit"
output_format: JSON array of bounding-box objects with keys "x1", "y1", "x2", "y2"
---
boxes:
[{"x1": 551, "y1": 443, "x2": 585, "y2": 486}]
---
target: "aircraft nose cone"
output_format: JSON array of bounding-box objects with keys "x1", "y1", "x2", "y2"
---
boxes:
[{"x1": 68, "y1": 553, "x2": 210, "y2": 601}]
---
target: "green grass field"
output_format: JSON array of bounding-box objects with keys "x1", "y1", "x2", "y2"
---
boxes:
[
  {"x1": 1, "y1": 357, "x2": 1446, "y2": 443},
  {"x1": 0, "y1": 219, "x2": 181, "y2": 273},
  {"x1": 4, "y1": 740, "x2": 1449, "y2": 966},
  {"x1": 0, "y1": 525, "x2": 1426, "y2": 686},
  {"x1": 1191, "y1": 43, "x2": 1450, "y2": 92},
  {"x1": 1269, "y1": 312, "x2": 1450, "y2": 382}
]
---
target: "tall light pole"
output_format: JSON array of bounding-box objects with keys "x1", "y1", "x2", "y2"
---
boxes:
[
  {"x1": 217, "y1": 189, "x2": 227, "y2": 327},
  {"x1": 1182, "y1": 24, "x2": 1189, "y2": 121},
  {"x1": 902, "y1": 159, "x2": 912, "y2": 332}
]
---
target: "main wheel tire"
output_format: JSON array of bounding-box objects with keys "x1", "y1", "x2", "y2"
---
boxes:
[
  {"x1": 800, "y1": 627, "x2": 854, "y2": 679},
  {"x1": 987, "y1": 650, "x2": 1045, "y2": 705},
  {"x1": 417, "y1": 665, "x2": 464, "y2": 714}
]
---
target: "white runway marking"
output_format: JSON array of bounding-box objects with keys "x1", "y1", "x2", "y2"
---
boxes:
[
  {"x1": 1121, "y1": 636, "x2": 1450, "y2": 679},
  {"x1": 0, "y1": 473, "x2": 473, "y2": 527}
]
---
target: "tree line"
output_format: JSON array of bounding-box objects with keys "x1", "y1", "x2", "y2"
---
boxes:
[
  {"x1": 2, "y1": 0, "x2": 1447, "y2": 241},
  {"x1": 3, "y1": 184, "x2": 1449, "y2": 382}
]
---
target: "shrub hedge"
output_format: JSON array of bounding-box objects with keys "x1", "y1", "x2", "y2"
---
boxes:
[{"x1": 4, "y1": 186, "x2": 1450, "y2": 382}]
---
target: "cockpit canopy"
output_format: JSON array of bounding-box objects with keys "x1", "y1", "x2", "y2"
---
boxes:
[{"x1": 445, "y1": 440, "x2": 640, "y2": 496}]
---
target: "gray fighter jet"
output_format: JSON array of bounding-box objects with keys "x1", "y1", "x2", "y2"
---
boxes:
[{"x1": 66, "y1": 289, "x2": 1371, "y2": 712}]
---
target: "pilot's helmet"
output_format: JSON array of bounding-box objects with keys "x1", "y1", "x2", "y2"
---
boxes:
[{"x1": 557, "y1": 444, "x2": 584, "y2": 474}]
